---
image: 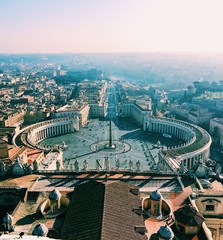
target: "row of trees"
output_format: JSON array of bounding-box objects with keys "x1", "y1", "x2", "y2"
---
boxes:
[
  {"x1": 54, "y1": 69, "x2": 105, "y2": 84},
  {"x1": 23, "y1": 111, "x2": 45, "y2": 126}
]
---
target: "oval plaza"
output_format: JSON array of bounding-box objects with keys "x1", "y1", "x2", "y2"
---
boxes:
[{"x1": 14, "y1": 98, "x2": 212, "y2": 174}]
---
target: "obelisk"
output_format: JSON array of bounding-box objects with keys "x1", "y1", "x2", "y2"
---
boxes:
[{"x1": 109, "y1": 120, "x2": 112, "y2": 148}]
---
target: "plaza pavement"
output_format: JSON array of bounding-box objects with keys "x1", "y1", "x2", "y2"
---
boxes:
[{"x1": 41, "y1": 118, "x2": 181, "y2": 172}]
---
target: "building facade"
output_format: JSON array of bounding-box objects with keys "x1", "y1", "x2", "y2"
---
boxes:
[
  {"x1": 209, "y1": 118, "x2": 223, "y2": 146},
  {"x1": 2, "y1": 110, "x2": 26, "y2": 127},
  {"x1": 52, "y1": 101, "x2": 89, "y2": 126},
  {"x1": 118, "y1": 102, "x2": 152, "y2": 125}
]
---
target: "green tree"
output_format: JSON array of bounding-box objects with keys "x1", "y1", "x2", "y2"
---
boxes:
[
  {"x1": 212, "y1": 126, "x2": 220, "y2": 139},
  {"x1": 23, "y1": 111, "x2": 45, "y2": 126}
]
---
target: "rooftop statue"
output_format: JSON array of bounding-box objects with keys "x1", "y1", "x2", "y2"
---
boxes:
[
  {"x1": 83, "y1": 159, "x2": 88, "y2": 171},
  {"x1": 136, "y1": 160, "x2": 141, "y2": 172},
  {"x1": 74, "y1": 160, "x2": 79, "y2": 172},
  {"x1": 129, "y1": 160, "x2": 133, "y2": 171},
  {"x1": 116, "y1": 158, "x2": 120, "y2": 171}
]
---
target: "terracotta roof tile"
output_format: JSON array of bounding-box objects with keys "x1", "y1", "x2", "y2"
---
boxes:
[{"x1": 61, "y1": 181, "x2": 146, "y2": 240}]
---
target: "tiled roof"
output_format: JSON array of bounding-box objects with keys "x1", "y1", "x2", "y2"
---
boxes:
[
  {"x1": 8, "y1": 146, "x2": 27, "y2": 161},
  {"x1": 61, "y1": 181, "x2": 146, "y2": 240},
  {"x1": 101, "y1": 181, "x2": 146, "y2": 240},
  {"x1": 60, "y1": 181, "x2": 105, "y2": 240},
  {"x1": 174, "y1": 204, "x2": 204, "y2": 226},
  {"x1": 27, "y1": 147, "x2": 43, "y2": 155}
]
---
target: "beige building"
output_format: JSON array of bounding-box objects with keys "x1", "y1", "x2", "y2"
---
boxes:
[
  {"x1": 194, "y1": 179, "x2": 223, "y2": 240},
  {"x1": 52, "y1": 101, "x2": 90, "y2": 126},
  {"x1": 3, "y1": 110, "x2": 26, "y2": 127},
  {"x1": 118, "y1": 100, "x2": 152, "y2": 126},
  {"x1": 188, "y1": 108, "x2": 213, "y2": 125},
  {"x1": 171, "y1": 105, "x2": 212, "y2": 125},
  {"x1": 0, "y1": 88, "x2": 14, "y2": 95},
  {"x1": 90, "y1": 103, "x2": 106, "y2": 118},
  {"x1": 78, "y1": 80, "x2": 108, "y2": 118},
  {"x1": 0, "y1": 139, "x2": 27, "y2": 169}
]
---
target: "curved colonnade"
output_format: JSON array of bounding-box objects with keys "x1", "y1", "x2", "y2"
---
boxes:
[
  {"x1": 13, "y1": 116, "x2": 212, "y2": 174},
  {"x1": 144, "y1": 117, "x2": 212, "y2": 173},
  {"x1": 13, "y1": 117, "x2": 79, "y2": 151}
]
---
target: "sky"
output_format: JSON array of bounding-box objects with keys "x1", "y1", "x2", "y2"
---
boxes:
[{"x1": 0, "y1": 0, "x2": 223, "y2": 53}]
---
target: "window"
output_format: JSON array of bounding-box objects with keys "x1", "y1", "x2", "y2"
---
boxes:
[
  {"x1": 206, "y1": 205, "x2": 215, "y2": 211},
  {"x1": 52, "y1": 202, "x2": 57, "y2": 213},
  {"x1": 154, "y1": 203, "x2": 160, "y2": 215}
]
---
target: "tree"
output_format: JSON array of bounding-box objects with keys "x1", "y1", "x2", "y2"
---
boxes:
[
  {"x1": 212, "y1": 126, "x2": 220, "y2": 139},
  {"x1": 23, "y1": 111, "x2": 45, "y2": 126}
]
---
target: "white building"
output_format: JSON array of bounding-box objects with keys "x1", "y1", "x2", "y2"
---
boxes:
[
  {"x1": 118, "y1": 101, "x2": 152, "y2": 126},
  {"x1": 90, "y1": 103, "x2": 106, "y2": 118},
  {"x1": 188, "y1": 108, "x2": 212, "y2": 125},
  {"x1": 171, "y1": 105, "x2": 212, "y2": 125},
  {"x1": 52, "y1": 101, "x2": 89, "y2": 126}
]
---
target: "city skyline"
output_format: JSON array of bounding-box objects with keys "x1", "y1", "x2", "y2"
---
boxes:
[{"x1": 1, "y1": 0, "x2": 223, "y2": 54}]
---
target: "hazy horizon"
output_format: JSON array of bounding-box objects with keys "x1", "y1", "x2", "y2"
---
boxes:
[
  {"x1": 2, "y1": 51, "x2": 223, "y2": 55},
  {"x1": 1, "y1": 0, "x2": 223, "y2": 54}
]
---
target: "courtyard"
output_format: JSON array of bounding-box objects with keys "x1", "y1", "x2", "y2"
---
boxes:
[{"x1": 41, "y1": 117, "x2": 182, "y2": 172}]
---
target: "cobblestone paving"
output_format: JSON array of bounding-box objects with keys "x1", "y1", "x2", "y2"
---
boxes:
[{"x1": 41, "y1": 118, "x2": 182, "y2": 171}]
